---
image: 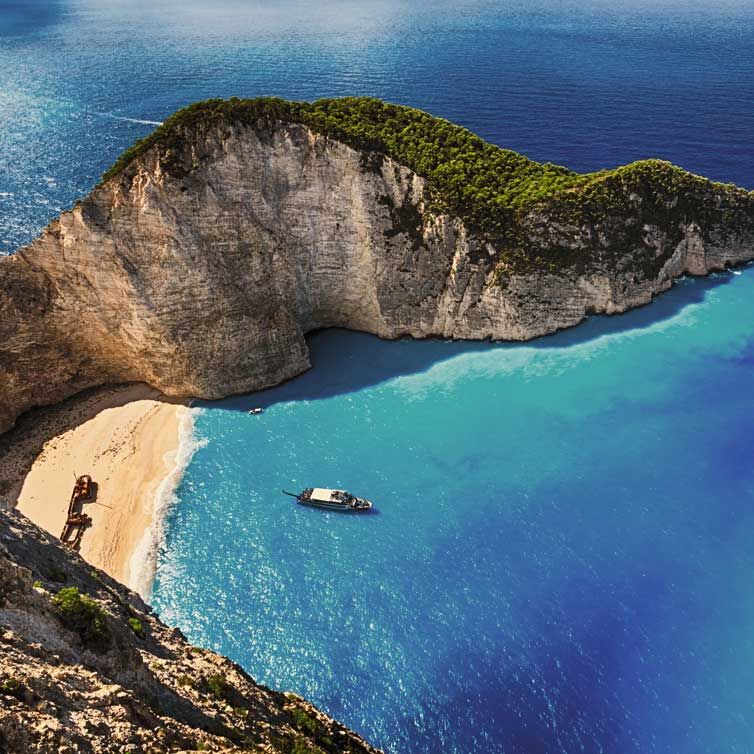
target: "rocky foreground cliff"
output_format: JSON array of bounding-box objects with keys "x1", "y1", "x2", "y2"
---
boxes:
[
  {"x1": 2, "y1": 97, "x2": 754, "y2": 433},
  {"x1": 0, "y1": 507, "x2": 380, "y2": 754}
]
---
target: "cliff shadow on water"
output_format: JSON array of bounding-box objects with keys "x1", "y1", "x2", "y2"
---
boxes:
[{"x1": 200, "y1": 269, "x2": 742, "y2": 414}]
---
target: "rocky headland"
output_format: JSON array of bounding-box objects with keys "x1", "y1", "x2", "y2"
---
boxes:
[{"x1": 2, "y1": 97, "x2": 753, "y2": 436}]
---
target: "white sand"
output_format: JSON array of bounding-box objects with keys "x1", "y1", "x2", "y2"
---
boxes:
[{"x1": 9, "y1": 384, "x2": 188, "y2": 592}]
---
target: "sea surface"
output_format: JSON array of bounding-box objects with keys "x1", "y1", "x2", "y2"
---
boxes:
[
  {"x1": 3, "y1": 1, "x2": 754, "y2": 752},
  {"x1": 153, "y1": 274, "x2": 754, "y2": 754}
]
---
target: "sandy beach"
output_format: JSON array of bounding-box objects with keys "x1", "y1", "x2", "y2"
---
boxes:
[{"x1": 0, "y1": 384, "x2": 189, "y2": 595}]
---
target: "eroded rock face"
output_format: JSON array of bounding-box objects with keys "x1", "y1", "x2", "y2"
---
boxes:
[
  {"x1": 2, "y1": 120, "x2": 754, "y2": 433},
  {"x1": 0, "y1": 508, "x2": 380, "y2": 754}
]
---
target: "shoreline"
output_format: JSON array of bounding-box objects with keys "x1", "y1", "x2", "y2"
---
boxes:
[
  {"x1": 0, "y1": 384, "x2": 195, "y2": 596},
  {"x1": 128, "y1": 406, "x2": 205, "y2": 597}
]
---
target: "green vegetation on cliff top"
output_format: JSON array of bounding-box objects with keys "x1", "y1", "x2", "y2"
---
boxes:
[{"x1": 102, "y1": 97, "x2": 752, "y2": 271}]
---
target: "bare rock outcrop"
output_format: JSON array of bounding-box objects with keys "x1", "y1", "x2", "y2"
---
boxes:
[
  {"x1": 1, "y1": 102, "x2": 753, "y2": 434},
  {"x1": 0, "y1": 507, "x2": 380, "y2": 754}
]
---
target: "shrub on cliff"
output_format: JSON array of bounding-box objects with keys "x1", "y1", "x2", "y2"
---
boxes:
[
  {"x1": 52, "y1": 586, "x2": 110, "y2": 651},
  {"x1": 288, "y1": 708, "x2": 321, "y2": 735},
  {"x1": 127, "y1": 616, "x2": 143, "y2": 635},
  {"x1": 204, "y1": 673, "x2": 231, "y2": 701},
  {"x1": 0, "y1": 677, "x2": 25, "y2": 701},
  {"x1": 272, "y1": 733, "x2": 327, "y2": 754}
]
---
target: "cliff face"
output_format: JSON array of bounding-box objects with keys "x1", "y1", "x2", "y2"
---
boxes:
[
  {"x1": 2, "y1": 109, "x2": 754, "y2": 433},
  {"x1": 0, "y1": 507, "x2": 380, "y2": 754}
]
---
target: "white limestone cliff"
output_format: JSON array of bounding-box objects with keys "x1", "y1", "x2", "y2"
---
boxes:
[{"x1": 2, "y1": 120, "x2": 753, "y2": 434}]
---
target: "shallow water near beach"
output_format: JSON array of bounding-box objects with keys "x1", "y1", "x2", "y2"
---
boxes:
[
  {"x1": 4, "y1": 0, "x2": 754, "y2": 752},
  {"x1": 152, "y1": 268, "x2": 754, "y2": 754}
]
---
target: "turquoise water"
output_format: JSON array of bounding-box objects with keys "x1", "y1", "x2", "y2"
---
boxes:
[
  {"x1": 153, "y1": 270, "x2": 754, "y2": 753},
  {"x1": 4, "y1": 1, "x2": 754, "y2": 751}
]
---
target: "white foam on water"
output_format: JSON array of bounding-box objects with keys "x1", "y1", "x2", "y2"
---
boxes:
[
  {"x1": 128, "y1": 406, "x2": 207, "y2": 599},
  {"x1": 393, "y1": 271, "x2": 745, "y2": 397},
  {"x1": 94, "y1": 111, "x2": 163, "y2": 126}
]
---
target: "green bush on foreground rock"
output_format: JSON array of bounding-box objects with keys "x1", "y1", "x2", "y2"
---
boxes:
[
  {"x1": 0, "y1": 677, "x2": 25, "y2": 700},
  {"x1": 127, "y1": 616, "x2": 143, "y2": 635},
  {"x1": 289, "y1": 708, "x2": 320, "y2": 735},
  {"x1": 52, "y1": 586, "x2": 110, "y2": 651},
  {"x1": 289, "y1": 738, "x2": 326, "y2": 754},
  {"x1": 204, "y1": 673, "x2": 231, "y2": 701},
  {"x1": 272, "y1": 733, "x2": 326, "y2": 754}
]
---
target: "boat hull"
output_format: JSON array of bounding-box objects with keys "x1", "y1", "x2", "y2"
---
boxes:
[{"x1": 296, "y1": 498, "x2": 371, "y2": 513}]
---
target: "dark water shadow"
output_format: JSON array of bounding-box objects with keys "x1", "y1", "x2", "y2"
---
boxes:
[{"x1": 201, "y1": 270, "x2": 742, "y2": 414}]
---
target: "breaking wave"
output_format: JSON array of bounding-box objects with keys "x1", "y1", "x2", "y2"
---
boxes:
[
  {"x1": 93, "y1": 111, "x2": 163, "y2": 126},
  {"x1": 128, "y1": 407, "x2": 206, "y2": 599}
]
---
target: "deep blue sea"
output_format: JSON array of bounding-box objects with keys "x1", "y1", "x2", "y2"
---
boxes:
[{"x1": 3, "y1": 1, "x2": 754, "y2": 752}]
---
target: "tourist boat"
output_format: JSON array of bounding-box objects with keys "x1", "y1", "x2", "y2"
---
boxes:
[
  {"x1": 249, "y1": 407, "x2": 264, "y2": 415},
  {"x1": 283, "y1": 488, "x2": 373, "y2": 512}
]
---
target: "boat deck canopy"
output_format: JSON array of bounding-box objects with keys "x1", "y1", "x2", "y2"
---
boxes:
[{"x1": 310, "y1": 488, "x2": 345, "y2": 502}]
